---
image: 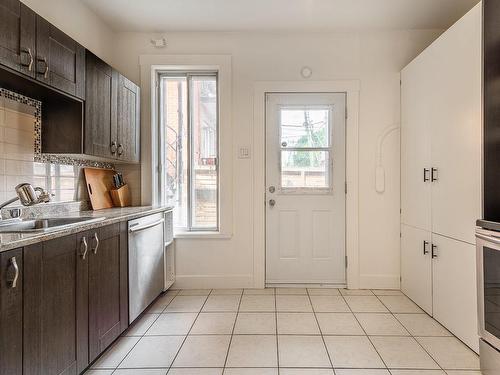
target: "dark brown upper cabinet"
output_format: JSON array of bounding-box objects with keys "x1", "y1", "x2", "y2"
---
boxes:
[
  {"x1": 36, "y1": 15, "x2": 85, "y2": 99},
  {"x1": 23, "y1": 235, "x2": 88, "y2": 375},
  {"x1": 117, "y1": 74, "x2": 140, "y2": 163},
  {"x1": 0, "y1": 0, "x2": 85, "y2": 100},
  {"x1": 0, "y1": 0, "x2": 36, "y2": 78},
  {"x1": 85, "y1": 51, "x2": 118, "y2": 158},
  {"x1": 0, "y1": 248, "x2": 23, "y2": 375},
  {"x1": 88, "y1": 223, "x2": 128, "y2": 362},
  {"x1": 85, "y1": 50, "x2": 140, "y2": 163}
]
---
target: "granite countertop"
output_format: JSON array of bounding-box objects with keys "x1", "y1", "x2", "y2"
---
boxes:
[{"x1": 0, "y1": 205, "x2": 173, "y2": 253}]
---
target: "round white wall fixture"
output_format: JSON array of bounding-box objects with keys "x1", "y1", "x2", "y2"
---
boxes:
[{"x1": 301, "y1": 66, "x2": 312, "y2": 79}]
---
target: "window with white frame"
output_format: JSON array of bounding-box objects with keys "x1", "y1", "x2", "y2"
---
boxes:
[{"x1": 160, "y1": 72, "x2": 219, "y2": 231}]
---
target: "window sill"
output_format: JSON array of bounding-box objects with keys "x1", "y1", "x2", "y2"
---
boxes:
[{"x1": 174, "y1": 231, "x2": 232, "y2": 239}]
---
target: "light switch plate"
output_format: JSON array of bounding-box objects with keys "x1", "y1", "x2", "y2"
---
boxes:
[{"x1": 238, "y1": 147, "x2": 251, "y2": 159}]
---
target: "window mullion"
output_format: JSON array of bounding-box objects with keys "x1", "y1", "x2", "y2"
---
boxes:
[{"x1": 187, "y1": 74, "x2": 193, "y2": 231}]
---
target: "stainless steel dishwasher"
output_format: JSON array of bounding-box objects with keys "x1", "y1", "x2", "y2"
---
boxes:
[{"x1": 128, "y1": 213, "x2": 165, "y2": 323}]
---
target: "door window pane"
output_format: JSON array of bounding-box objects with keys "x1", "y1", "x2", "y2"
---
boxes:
[
  {"x1": 280, "y1": 108, "x2": 330, "y2": 148},
  {"x1": 281, "y1": 150, "x2": 329, "y2": 189}
]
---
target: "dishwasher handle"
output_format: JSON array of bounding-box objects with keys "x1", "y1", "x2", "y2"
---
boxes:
[{"x1": 129, "y1": 218, "x2": 164, "y2": 233}]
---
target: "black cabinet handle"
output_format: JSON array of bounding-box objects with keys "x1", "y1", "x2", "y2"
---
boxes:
[
  {"x1": 431, "y1": 244, "x2": 438, "y2": 259},
  {"x1": 431, "y1": 168, "x2": 438, "y2": 182},
  {"x1": 423, "y1": 240, "x2": 429, "y2": 255},
  {"x1": 424, "y1": 168, "x2": 430, "y2": 182}
]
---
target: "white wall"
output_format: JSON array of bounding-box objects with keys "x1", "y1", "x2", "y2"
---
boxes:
[
  {"x1": 20, "y1": 0, "x2": 115, "y2": 64},
  {"x1": 111, "y1": 30, "x2": 442, "y2": 289}
]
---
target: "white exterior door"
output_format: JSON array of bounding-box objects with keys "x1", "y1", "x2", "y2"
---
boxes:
[{"x1": 265, "y1": 93, "x2": 346, "y2": 285}]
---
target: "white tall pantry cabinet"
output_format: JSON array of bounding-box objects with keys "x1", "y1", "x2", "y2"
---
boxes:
[{"x1": 400, "y1": 3, "x2": 481, "y2": 352}]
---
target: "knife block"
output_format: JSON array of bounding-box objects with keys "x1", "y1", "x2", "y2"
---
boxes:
[{"x1": 110, "y1": 184, "x2": 131, "y2": 207}]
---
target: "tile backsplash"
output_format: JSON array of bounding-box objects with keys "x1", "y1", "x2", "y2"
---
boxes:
[{"x1": 0, "y1": 88, "x2": 141, "y2": 208}]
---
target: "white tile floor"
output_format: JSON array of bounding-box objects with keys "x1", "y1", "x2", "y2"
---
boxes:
[{"x1": 85, "y1": 288, "x2": 481, "y2": 375}]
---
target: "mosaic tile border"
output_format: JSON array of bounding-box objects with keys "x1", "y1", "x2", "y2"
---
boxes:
[{"x1": 0, "y1": 88, "x2": 115, "y2": 170}]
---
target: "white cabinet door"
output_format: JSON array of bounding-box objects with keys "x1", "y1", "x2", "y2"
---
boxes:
[
  {"x1": 401, "y1": 57, "x2": 432, "y2": 231},
  {"x1": 429, "y1": 5, "x2": 481, "y2": 245},
  {"x1": 432, "y1": 233, "x2": 479, "y2": 353},
  {"x1": 401, "y1": 224, "x2": 433, "y2": 314}
]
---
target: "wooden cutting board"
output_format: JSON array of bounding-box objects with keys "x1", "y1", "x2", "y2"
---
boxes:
[{"x1": 83, "y1": 168, "x2": 115, "y2": 210}]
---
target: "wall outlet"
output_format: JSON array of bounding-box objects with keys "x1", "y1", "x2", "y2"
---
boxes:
[{"x1": 238, "y1": 147, "x2": 251, "y2": 159}]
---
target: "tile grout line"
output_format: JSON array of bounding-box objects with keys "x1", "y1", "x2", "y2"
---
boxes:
[
  {"x1": 165, "y1": 292, "x2": 212, "y2": 373},
  {"x1": 274, "y1": 289, "x2": 280, "y2": 375},
  {"x1": 372, "y1": 291, "x2": 445, "y2": 373},
  {"x1": 340, "y1": 290, "x2": 390, "y2": 371},
  {"x1": 221, "y1": 290, "x2": 244, "y2": 373},
  {"x1": 108, "y1": 289, "x2": 180, "y2": 374},
  {"x1": 306, "y1": 288, "x2": 335, "y2": 373}
]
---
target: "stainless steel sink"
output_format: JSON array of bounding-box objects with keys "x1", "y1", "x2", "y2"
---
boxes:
[{"x1": 0, "y1": 217, "x2": 105, "y2": 233}]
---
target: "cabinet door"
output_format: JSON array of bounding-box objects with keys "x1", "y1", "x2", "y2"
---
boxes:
[
  {"x1": 23, "y1": 235, "x2": 88, "y2": 375},
  {"x1": 432, "y1": 233, "x2": 479, "y2": 352},
  {"x1": 0, "y1": 1, "x2": 35, "y2": 77},
  {"x1": 401, "y1": 224, "x2": 433, "y2": 314},
  {"x1": 0, "y1": 248, "x2": 23, "y2": 375},
  {"x1": 429, "y1": 6, "x2": 481, "y2": 244},
  {"x1": 117, "y1": 74, "x2": 140, "y2": 162},
  {"x1": 88, "y1": 223, "x2": 128, "y2": 362},
  {"x1": 401, "y1": 55, "x2": 432, "y2": 231},
  {"x1": 36, "y1": 15, "x2": 85, "y2": 99},
  {"x1": 84, "y1": 51, "x2": 118, "y2": 158}
]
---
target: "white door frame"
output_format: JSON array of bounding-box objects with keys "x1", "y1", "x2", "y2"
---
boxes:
[{"x1": 253, "y1": 80, "x2": 360, "y2": 289}]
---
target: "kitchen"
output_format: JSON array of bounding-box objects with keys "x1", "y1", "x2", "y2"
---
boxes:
[{"x1": 0, "y1": 0, "x2": 496, "y2": 374}]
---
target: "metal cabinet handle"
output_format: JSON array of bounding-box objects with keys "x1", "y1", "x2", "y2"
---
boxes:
[
  {"x1": 21, "y1": 47, "x2": 34, "y2": 71},
  {"x1": 423, "y1": 240, "x2": 429, "y2": 255},
  {"x1": 117, "y1": 144, "x2": 124, "y2": 156},
  {"x1": 129, "y1": 219, "x2": 164, "y2": 233},
  {"x1": 80, "y1": 236, "x2": 88, "y2": 260},
  {"x1": 423, "y1": 168, "x2": 430, "y2": 182},
  {"x1": 91, "y1": 233, "x2": 99, "y2": 254},
  {"x1": 431, "y1": 168, "x2": 438, "y2": 182},
  {"x1": 9, "y1": 257, "x2": 19, "y2": 289},
  {"x1": 431, "y1": 244, "x2": 438, "y2": 259},
  {"x1": 110, "y1": 141, "x2": 117, "y2": 154},
  {"x1": 37, "y1": 57, "x2": 49, "y2": 79}
]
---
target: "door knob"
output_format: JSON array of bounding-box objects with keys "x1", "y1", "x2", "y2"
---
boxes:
[
  {"x1": 269, "y1": 186, "x2": 275, "y2": 193},
  {"x1": 269, "y1": 199, "x2": 276, "y2": 207}
]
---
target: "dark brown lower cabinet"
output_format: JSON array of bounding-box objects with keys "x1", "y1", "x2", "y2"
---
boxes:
[
  {"x1": 0, "y1": 247, "x2": 23, "y2": 375},
  {"x1": 0, "y1": 223, "x2": 128, "y2": 375},
  {"x1": 23, "y1": 234, "x2": 87, "y2": 375},
  {"x1": 88, "y1": 222, "x2": 128, "y2": 362}
]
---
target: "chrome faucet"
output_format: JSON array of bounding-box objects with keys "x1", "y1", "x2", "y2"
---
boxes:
[{"x1": 0, "y1": 183, "x2": 53, "y2": 210}]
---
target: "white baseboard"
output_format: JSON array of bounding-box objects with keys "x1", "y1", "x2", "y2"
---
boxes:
[
  {"x1": 172, "y1": 274, "x2": 254, "y2": 289},
  {"x1": 359, "y1": 274, "x2": 400, "y2": 289}
]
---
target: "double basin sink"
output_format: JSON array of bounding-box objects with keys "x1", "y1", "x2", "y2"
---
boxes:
[{"x1": 0, "y1": 216, "x2": 105, "y2": 234}]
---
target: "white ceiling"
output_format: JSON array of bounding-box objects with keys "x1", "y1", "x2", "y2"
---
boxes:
[{"x1": 81, "y1": 0, "x2": 480, "y2": 33}]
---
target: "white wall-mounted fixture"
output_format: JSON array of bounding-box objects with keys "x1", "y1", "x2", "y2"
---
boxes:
[
  {"x1": 375, "y1": 124, "x2": 399, "y2": 193},
  {"x1": 301, "y1": 66, "x2": 312, "y2": 79},
  {"x1": 150, "y1": 37, "x2": 167, "y2": 48}
]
